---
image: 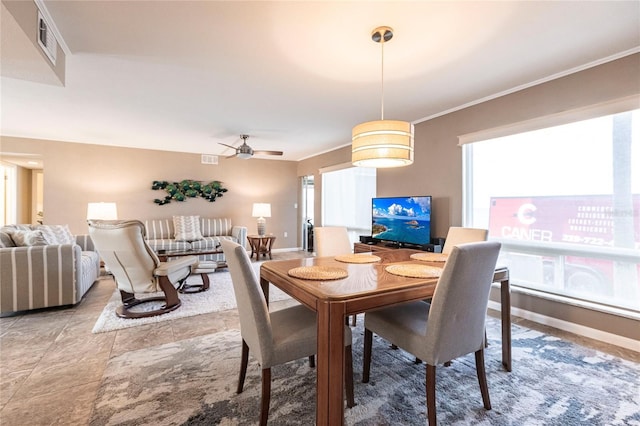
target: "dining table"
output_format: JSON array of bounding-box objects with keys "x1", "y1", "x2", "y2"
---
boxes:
[{"x1": 259, "y1": 248, "x2": 510, "y2": 425}]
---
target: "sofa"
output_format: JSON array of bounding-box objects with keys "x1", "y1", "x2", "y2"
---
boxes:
[
  {"x1": 0, "y1": 224, "x2": 101, "y2": 315},
  {"x1": 143, "y1": 216, "x2": 247, "y2": 266}
]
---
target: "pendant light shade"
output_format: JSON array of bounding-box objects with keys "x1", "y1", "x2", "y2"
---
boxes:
[
  {"x1": 352, "y1": 119, "x2": 414, "y2": 168},
  {"x1": 352, "y1": 26, "x2": 414, "y2": 168}
]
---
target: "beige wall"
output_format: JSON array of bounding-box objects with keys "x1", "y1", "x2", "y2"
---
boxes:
[
  {"x1": 299, "y1": 54, "x2": 640, "y2": 242},
  {"x1": 0, "y1": 137, "x2": 299, "y2": 248},
  {"x1": 298, "y1": 54, "x2": 640, "y2": 341},
  {"x1": 2, "y1": 0, "x2": 66, "y2": 84}
]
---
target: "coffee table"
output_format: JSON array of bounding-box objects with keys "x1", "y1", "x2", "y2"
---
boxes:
[{"x1": 156, "y1": 247, "x2": 225, "y2": 293}]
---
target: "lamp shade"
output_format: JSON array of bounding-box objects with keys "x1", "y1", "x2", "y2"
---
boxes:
[
  {"x1": 352, "y1": 120, "x2": 414, "y2": 168},
  {"x1": 252, "y1": 203, "x2": 271, "y2": 218},
  {"x1": 87, "y1": 202, "x2": 118, "y2": 220}
]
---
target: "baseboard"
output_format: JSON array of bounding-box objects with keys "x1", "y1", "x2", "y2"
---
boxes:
[
  {"x1": 488, "y1": 300, "x2": 640, "y2": 352},
  {"x1": 272, "y1": 247, "x2": 303, "y2": 253}
]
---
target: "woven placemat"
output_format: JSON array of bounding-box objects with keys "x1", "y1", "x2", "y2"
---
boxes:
[
  {"x1": 410, "y1": 252, "x2": 449, "y2": 263},
  {"x1": 334, "y1": 254, "x2": 381, "y2": 264},
  {"x1": 288, "y1": 266, "x2": 348, "y2": 280},
  {"x1": 385, "y1": 264, "x2": 442, "y2": 279}
]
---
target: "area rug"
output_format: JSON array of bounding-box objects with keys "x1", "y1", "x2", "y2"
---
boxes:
[
  {"x1": 92, "y1": 263, "x2": 291, "y2": 333},
  {"x1": 89, "y1": 317, "x2": 640, "y2": 425}
]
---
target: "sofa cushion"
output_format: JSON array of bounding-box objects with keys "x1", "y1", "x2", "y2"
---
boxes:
[
  {"x1": 145, "y1": 239, "x2": 191, "y2": 252},
  {"x1": 144, "y1": 219, "x2": 175, "y2": 240},
  {"x1": 173, "y1": 215, "x2": 203, "y2": 241},
  {"x1": 200, "y1": 218, "x2": 232, "y2": 237},
  {"x1": 189, "y1": 236, "x2": 227, "y2": 250},
  {"x1": 10, "y1": 230, "x2": 49, "y2": 246},
  {"x1": 37, "y1": 225, "x2": 75, "y2": 245}
]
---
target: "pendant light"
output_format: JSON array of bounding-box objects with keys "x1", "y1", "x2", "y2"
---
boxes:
[{"x1": 352, "y1": 26, "x2": 414, "y2": 168}]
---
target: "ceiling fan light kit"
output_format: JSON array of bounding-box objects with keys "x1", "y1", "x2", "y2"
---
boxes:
[{"x1": 352, "y1": 26, "x2": 414, "y2": 168}]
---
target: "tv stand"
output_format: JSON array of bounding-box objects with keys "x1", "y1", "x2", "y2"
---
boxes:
[{"x1": 354, "y1": 242, "x2": 442, "y2": 254}]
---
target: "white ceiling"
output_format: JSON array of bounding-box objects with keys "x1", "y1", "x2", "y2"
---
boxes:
[{"x1": 1, "y1": 1, "x2": 639, "y2": 162}]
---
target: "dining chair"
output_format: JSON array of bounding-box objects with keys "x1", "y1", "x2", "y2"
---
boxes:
[
  {"x1": 88, "y1": 219, "x2": 197, "y2": 318},
  {"x1": 221, "y1": 240, "x2": 355, "y2": 425},
  {"x1": 442, "y1": 226, "x2": 488, "y2": 254},
  {"x1": 362, "y1": 241, "x2": 501, "y2": 425},
  {"x1": 314, "y1": 226, "x2": 352, "y2": 257},
  {"x1": 313, "y1": 226, "x2": 358, "y2": 325}
]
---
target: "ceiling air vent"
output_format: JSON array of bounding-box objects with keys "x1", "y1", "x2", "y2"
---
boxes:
[
  {"x1": 201, "y1": 154, "x2": 218, "y2": 165},
  {"x1": 37, "y1": 10, "x2": 57, "y2": 65}
]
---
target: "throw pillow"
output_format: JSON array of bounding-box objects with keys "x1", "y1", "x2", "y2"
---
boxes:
[
  {"x1": 173, "y1": 215, "x2": 203, "y2": 241},
  {"x1": 37, "y1": 225, "x2": 75, "y2": 245},
  {"x1": 0, "y1": 231, "x2": 15, "y2": 248},
  {"x1": 10, "y1": 230, "x2": 49, "y2": 246}
]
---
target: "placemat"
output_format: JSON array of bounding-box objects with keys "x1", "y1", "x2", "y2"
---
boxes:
[
  {"x1": 334, "y1": 254, "x2": 381, "y2": 264},
  {"x1": 385, "y1": 264, "x2": 442, "y2": 279},
  {"x1": 288, "y1": 266, "x2": 348, "y2": 280},
  {"x1": 410, "y1": 252, "x2": 449, "y2": 263}
]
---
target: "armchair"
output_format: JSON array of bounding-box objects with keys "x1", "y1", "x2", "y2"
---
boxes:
[{"x1": 88, "y1": 220, "x2": 197, "y2": 319}]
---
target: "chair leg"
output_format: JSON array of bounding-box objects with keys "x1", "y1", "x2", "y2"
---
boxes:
[
  {"x1": 426, "y1": 364, "x2": 437, "y2": 426},
  {"x1": 362, "y1": 329, "x2": 373, "y2": 383},
  {"x1": 475, "y1": 349, "x2": 492, "y2": 410},
  {"x1": 237, "y1": 340, "x2": 249, "y2": 394},
  {"x1": 260, "y1": 368, "x2": 271, "y2": 426},
  {"x1": 309, "y1": 355, "x2": 315, "y2": 368},
  {"x1": 345, "y1": 345, "x2": 355, "y2": 408}
]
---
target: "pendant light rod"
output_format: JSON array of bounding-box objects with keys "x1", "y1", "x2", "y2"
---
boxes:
[
  {"x1": 381, "y1": 40, "x2": 385, "y2": 120},
  {"x1": 372, "y1": 26, "x2": 393, "y2": 120}
]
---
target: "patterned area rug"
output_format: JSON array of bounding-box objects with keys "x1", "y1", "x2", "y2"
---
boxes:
[
  {"x1": 89, "y1": 317, "x2": 640, "y2": 425},
  {"x1": 92, "y1": 263, "x2": 291, "y2": 333}
]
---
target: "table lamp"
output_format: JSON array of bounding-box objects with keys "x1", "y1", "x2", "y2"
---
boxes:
[
  {"x1": 87, "y1": 202, "x2": 118, "y2": 220},
  {"x1": 252, "y1": 203, "x2": 271, "y2": 236}
]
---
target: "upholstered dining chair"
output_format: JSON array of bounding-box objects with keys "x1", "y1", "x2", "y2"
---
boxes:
[
  {"x1": 88, "y1": 220, "x2": 197, "y2": 319},
  {"x1": 314, "y1": 226, "x2": 352, "y2": 257},
  {"x1": 221, "y1": 240, "x2": 355, "y2": 425},
  {"x1": 442, "y1": 226, "x2": 488, "y2": 254},
  {"x1": 313, "y1": 226, "x2": 358, "y2": 325},
  {"x1": 362, "y1": 241, "x2": 501, "y2": 425}
]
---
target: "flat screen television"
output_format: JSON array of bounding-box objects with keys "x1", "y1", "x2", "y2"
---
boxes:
[{"x1": 371, "y1": 196, "x2": 432, "y2": 247}]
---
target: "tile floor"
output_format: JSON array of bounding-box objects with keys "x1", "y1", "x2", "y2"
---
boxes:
[{"x1": 0, "y1": 250, "x2": 638, "y2": 425}]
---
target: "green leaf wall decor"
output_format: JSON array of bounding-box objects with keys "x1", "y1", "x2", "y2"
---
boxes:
[{"x1": 152, "y1": 180, "x2": 228, "y2": 205}]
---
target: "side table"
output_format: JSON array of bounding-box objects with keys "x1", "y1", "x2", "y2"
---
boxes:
[{"x1": 247, "y1": 235, "x2": 276, "y2": 260}]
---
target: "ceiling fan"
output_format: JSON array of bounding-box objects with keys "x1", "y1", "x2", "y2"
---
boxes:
[{"x1": 218, "y1": 134, "x2": 283, "y2": 159}]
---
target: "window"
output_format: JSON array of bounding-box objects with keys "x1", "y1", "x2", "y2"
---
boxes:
[
  {"x1": 321, "y1": 165, "x2": 376, "y2": 245},
  {"x1": 463, "y1": 106, "x2": 639, "y2": 314}
]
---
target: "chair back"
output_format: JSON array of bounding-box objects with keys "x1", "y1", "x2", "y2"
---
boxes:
[
  {"x1": 442, "y1": 227, "x2": 488, "y2": 254},
  {"x1": 314, "y1": 226, "x2": 352, "y2": 257},
  {"x1": 424, "y1": 241, "x2": 501, "y2": 364},
  {"x1": 88, "y1": 220, "x2": 161, "y2": 293},
  {"x1": 221, "y1": 240, "x2": 272, "y2": 364}
]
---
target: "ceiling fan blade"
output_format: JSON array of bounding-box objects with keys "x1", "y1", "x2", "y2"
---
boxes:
[
  {"x1": 252, "y1": 150, "x2": 283, "y2": 156},
  {"x1": 218, "y1": 142, "x2": 238, "y2": 150},
  {"x1": 226, "y1": 153, "x2": 238, "y2": 159}
]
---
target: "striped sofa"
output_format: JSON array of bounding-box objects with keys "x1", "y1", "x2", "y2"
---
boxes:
[
  {"x1": 143, "y1": 217, "x2": 247, "y2": 265},
  {"x1": 0, "y1": 225, "x2": 101, "y2": 315}
]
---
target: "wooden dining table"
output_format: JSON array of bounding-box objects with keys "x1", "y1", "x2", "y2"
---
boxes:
[{"x1": 259, "y1": 249, "x2": 510, "y2": 425}]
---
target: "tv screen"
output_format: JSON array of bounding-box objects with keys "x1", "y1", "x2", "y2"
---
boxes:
[{"x1": 372, "y1": 196, "x2": 432, "y2": 246}]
